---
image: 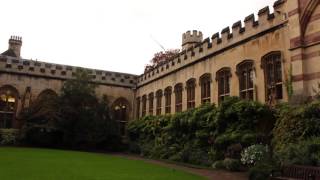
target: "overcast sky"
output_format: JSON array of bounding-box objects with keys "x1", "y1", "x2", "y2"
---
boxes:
[{"x1": 0, "y1": 0, "x2": 275, "y2": 75}]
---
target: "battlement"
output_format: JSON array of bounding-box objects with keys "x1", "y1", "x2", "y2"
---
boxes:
[
  {"x1": 0, "y1": 56, "x2": 138, "y2": 88},
  {"x1": 138, "y1": 0, "x2": 287, "y2": 86},
  {"x1": 182, "y1": 30, "x2": 203, "y2": 50}
]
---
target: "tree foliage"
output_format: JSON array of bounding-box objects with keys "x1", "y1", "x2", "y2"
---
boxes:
[
  {"x1": 128, "y1": 98, "x2": 274, "y2": 167},
  {"x1": 144, "y1": 49, "x2": 180, "y2": 72},
  {"x1": 20, "y1": 69, "x2": 121, "y2": 150}
]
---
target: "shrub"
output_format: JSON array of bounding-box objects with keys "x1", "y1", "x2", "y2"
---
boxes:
[
  {"x1": 275, "y1": 137, "x2": 320, "y2": 166},
  {"x1": 273, "y1": 101, "x2": 320, "y2": 149},
  {"x1": 249, "y1": 163, "x2": 275, "y2": 180},
  {"x1": 241, "y1": 133, "x2": 257, "y2": 146},
  {"x1": 223, "y1": 158, "x2": 241, "y2": 171},
  {"x1": 25, "y1": 127, "x2": 63, "y2": 147},
  {"x1": 0, "y1": 129, "x2": 19, "y2": 145},
  {"x1": 128, "y1": 97, "x2": 277, "y2": 169},
  {"x1": 241, "y1": 144, "x2": 269, "y2": 166},
  {"x1": 212, "y1": 160, "x2": 225, "y2": 169},
  {"x1": 208, "y1": 148, "x2": 224, "y2": 162}
]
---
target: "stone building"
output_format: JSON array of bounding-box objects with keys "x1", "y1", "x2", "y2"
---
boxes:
[{"x1": 1, "y1": 0, "x2": 320, "y2": 132}]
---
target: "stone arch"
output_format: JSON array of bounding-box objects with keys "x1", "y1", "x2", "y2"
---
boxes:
[
  {"x1": 0, "y1": 85, "x2": 20, "y2": 128},
  {"x1": 300, "y1": 0, "x2": 320, "y2": 36},
  {"x1": 199, "y1": 73, "x2": 212, "y2": 85}
]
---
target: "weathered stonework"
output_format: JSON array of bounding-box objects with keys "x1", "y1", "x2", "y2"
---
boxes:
[{"x1": 1, "y1": 0, "x2": 320, "y2": 129}]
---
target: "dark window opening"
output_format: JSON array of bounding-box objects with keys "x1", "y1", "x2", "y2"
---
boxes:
[
  {"x1": 186, "y1": 79, "x2": 196, "y2": 109},
  {"x1": 200, "y1": 74, "x2": 211, "y2": 104},
  {"x1": 174, "y1": 84, "x2": 183, "y2": 113},
  {"x1": 164, "y1": 87, "x2": 172, "y2": 114},
  {"x1": 217, "y1": 68, "x2": 231, "y2": 104}
]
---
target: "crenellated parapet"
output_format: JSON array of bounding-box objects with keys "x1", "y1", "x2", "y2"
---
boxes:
[
  {"x1": 182, "y1": 30, "x2": 203, "y2": 50},
  {"x1": 0, "y1": 56, "x2": 138, "y2": 88},
  {"x1": 138, "y1": 0, "x2": 287, "y2": 87}
]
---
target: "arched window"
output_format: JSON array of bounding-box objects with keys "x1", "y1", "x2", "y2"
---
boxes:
[
  {"x1": 0, "y1": 85, "x2": 19, "y2": 128},
  {"x1": 148, "y1": 92, "x2": 154, "y2": 115},
  {"x1": 136, "y1": 97, "x2": 140, "y2": 118},
  {"x1": 156, "y1": 90, "x2": 163, "y2": 115},
  {"x1": 200, "y1": 73, "x2": 211, "y2": 104},
  {"x1": 141, "y1": 95, "x2": 147, "y2": 117},
  {"x1": 237, "y1": 60, "x2": 254, "y2": 100},
  {"x1": 216, "y1": 68, "x2": 231, "y2": 103},
  {"x1": 164, "y1": 87, "x2": 172, "y2": 114},
  {"x1": 112, "y1": 98, "x2": 130, "y2": 136},
  {"x1": 262, "y1": 52, "x2": 283, "y2": 103},
  {"x1": 174, "y1": 83, "x2": 183, "y2": 113},
  {"x1": 186, "y1": 78, "x2": 196, "y2": 109}
]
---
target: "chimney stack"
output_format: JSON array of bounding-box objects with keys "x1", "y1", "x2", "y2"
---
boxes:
[{"x1": 9, "y1": 36, "x2": 22, "y2": 58}]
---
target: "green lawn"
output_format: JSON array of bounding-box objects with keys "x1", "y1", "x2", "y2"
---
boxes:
[{"x1": 0, "y1": 147, "x2": 204, "y2": 180}]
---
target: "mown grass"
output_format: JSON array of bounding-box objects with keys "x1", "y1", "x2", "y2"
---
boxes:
[{"x1": 0, "y1": 147, "x2": 204, "y2": 180}]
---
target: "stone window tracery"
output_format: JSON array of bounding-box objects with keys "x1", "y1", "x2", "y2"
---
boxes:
[
  {"x1": 136, "y1": 97, "x2": 140, "y2": 118},
  {"x1": 156, "y1": 90, "x2": 163, "y2": 115},
  {"x1": 200, "y1": 74, "x2": 211, "y2": 104},
  {"x1": 113, "y1": 98, "x2": 130, "y2": 136},
  {"x1": 148, "y1": 93, "x2": 154, "y2": 115},
  {"x1": 216, "y1": 68, "x2": 231, "y2": 103},
  {"x1": 237, "y1": 61, "x2": 254, "y2": 100},
  {"x1": 262, "y1": 52, "x2": 283, "y2": 103},
  {"x1": 186, "y1": 78, "x2": 196, "y2": 109},
  {"x1": 141, "y1": 95, "x2": 147, "y2": 117},
  {"x1": 0, "y1": 86, "x2": 18, "y2": 129},
  {"x1": 174, "y1": 83, "x2": 183, "y2": 113},
  {"x1": 164, "y1": 87, "x2": 172, "y2": 114}
]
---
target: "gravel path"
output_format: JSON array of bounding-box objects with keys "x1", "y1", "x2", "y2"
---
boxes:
[{"x1": 112, "y1": 154, "x2": 248, "y2": 180}]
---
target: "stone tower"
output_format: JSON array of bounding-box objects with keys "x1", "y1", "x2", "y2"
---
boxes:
[
  {"x1": 8, "y1": 36, "x2": 22, "y2": 58},
  {"x1": 182, "y1": 30, "x2": 203, "y2": 50}
]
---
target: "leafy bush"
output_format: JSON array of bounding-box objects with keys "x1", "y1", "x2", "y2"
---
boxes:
[
  {"x1": 275, "y1": 137, "x2": 320, "y2": 166},
  {"x1": 25, "y1": 127, "x2": 63, "y2": 147},
  {"x1": 0, "y1": 129, "x2": 19, "y2": 145},
  {"x1": 241, "y1": 144, "x2": 269, "y2": 166},
  {"x1": 128, "y1": 97, "x2": 276, "y2": 169},
  {"x1": 273, "y1": 101, "x2": 320, "y2": 149},
  {"x1": 248, "y1": 163, "x2": 275, "y2": 180},
  {"x1": 212, "y1": 160, "x2": 225, "y2": 169},
  {"x1": 223, "y1": 158, "x2": 241, "y2": 171}
]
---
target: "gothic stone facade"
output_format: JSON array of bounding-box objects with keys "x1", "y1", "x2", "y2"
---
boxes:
[{"x1": 1, "y1": 0, "x2": 320, "y2": 131}]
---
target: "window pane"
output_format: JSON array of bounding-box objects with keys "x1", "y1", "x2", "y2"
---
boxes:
[
  {"x1": 225, "y1": 75, "x2": 230, "y2": 94},
  {"x1": 249, "y1": 70, "x2": 254, "y2": 88},
  {"x1": 240, "y1": 92, "x2": 246, "y2": 99},
  {"x1": 248, "y1": 90, "x2": 254, "y2": 100},
  {"x1": 276, "y1": 84, "x2": 283, "y2": 99}
]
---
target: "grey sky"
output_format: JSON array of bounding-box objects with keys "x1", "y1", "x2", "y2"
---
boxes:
[{"x1": 0, "y1": 0, "x2": 275, "y2": 75}]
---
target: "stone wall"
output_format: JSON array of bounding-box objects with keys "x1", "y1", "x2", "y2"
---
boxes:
[
  {"x1": 135, "y1": 0, "x2": 320, "y2": 117},
  {"x1": 0, "y1": 56, "x2": 137, "y2": 128}
]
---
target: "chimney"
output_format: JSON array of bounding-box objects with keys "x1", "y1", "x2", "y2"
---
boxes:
[{"x1": 9, "y1": 36, "x2": 22, "y2": 58}]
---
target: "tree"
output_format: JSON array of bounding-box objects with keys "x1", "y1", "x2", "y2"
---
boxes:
[
  {"x1": 57, "y1": 69, "x2": 120, "y2": 149},
  {"x1": 20, "y1": 68, "x2": 121, "y2": 150},
  {"x1": 144, "y1": 49, "x2": 180, "y2": 72},
  {"x1": 19, "y1": 92, "x2": 62, "y2": 147}
]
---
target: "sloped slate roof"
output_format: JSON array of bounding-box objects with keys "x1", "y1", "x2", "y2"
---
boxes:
[{"x1": 1, "y1": 49, "x2": 17, "y2": 57}]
